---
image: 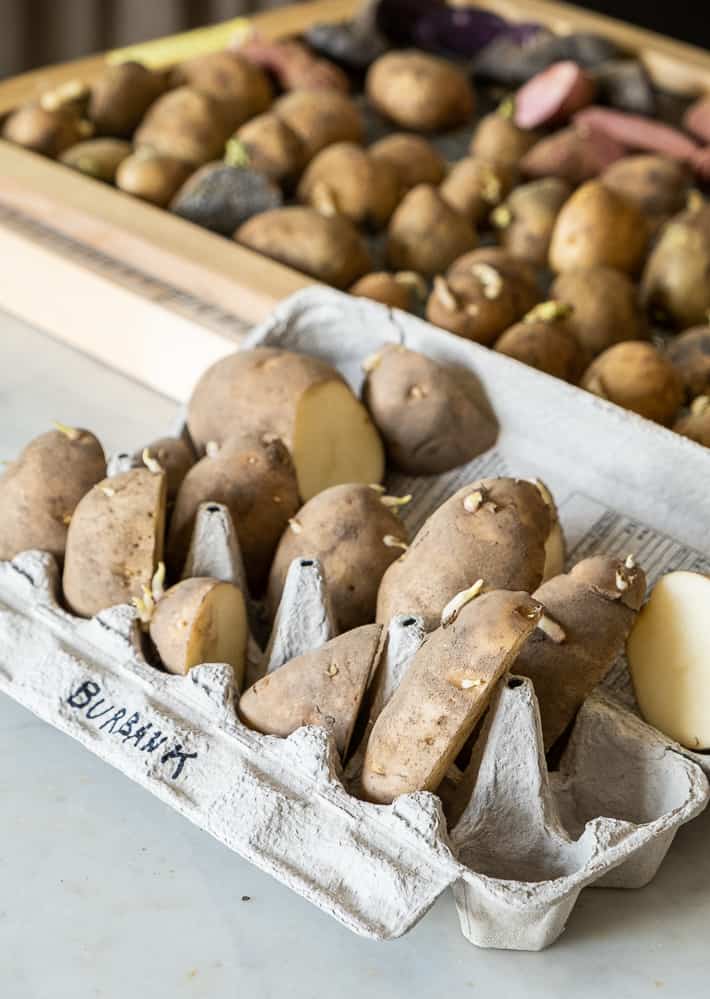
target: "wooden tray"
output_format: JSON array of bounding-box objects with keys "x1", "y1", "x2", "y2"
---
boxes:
[{"x1": 1, "y1": 0, "x2": 709, "y2": 401}]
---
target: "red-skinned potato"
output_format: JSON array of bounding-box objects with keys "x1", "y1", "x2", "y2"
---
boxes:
[
  {"x1": 366, "y1": 50, "x2": 474, "y2": 132},
  {"x1": 581, "y1": 341, "x2": 683, "y2": 425},
  {"x1": 0, "y1": 424, "x2": 105, "y2": 563},
  {"x1": 514, "y1": 61, "x2": 597, "y2": 129},
  {"x1": 520, "y1": 125, "x2": 625, "y2": 185},
  {"x1": 187, "y1": 348, "x2": 385, "y2": 501}
]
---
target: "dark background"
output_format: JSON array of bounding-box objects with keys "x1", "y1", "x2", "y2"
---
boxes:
[{"x1": 0, "y1": 2, "x2": 708, "y2": 79}]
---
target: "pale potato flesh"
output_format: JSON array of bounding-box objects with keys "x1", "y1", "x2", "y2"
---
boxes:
[
  {"x1": 292, "y1": 380, "x2": 385, "y2": 500},
  {"x1": 628, "y1": 571, "x2": 710, "y2": 750}
]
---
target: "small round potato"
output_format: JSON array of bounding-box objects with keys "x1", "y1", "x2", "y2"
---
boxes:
[
  {"x1": 234, "y1": 112, "x2": 307, "y2": 184},
  {"x1": 2, "y1": 103, "x2": 87, "y2": 157},
  {"x1": 362, "y1": 344, "x2": 497, "y2": 474},
  {"x1": 366, "y1": 51, "x2": 475, "y2": 132},
  {"x1": 237, "y1": 206, "x2": 372, "y2": 289},
  {"x1": 88, "y1": 60, "x2": 166, "y2": 136},
  {"x1": 171, "y1": 51, "x2": 273, "y2": 131},
  {"x1": 601, "y1": 155, "x2": 692, "y2": 233},
  {"x1": 494, "y1": 303, "x2": 587, "y2": 383},
  {"x1": 386, "y1": 184, "x2": 476, "y2": 278},
  {"x1": 273, "y1": 89, "x2": 364, "y2": 161},
  {"x1": 666, "y1": 326, "x2": 710, "y2": 399},
  {"x1": 426, "y1": 249, "x2": 540, "y2": 346},
  {"x1": 297, "y1": 142, "x2": 400, "y2": 228},
  {"x1": 640, "y1": 204, "x2": 710, "y2": 329},
  {"x1": 60, "y1": 138, "x2": 132, "y2": 182},
  {"x1": 116, "y1": 151, "x2": 192, "y2": 207},
  {"x1": 549, "y1": 180, "x2": 648, "y2": 274},
  {"x1": 673, "y1": 396, "x2": 710, "y2": 447},
  {"x1": 134, "y1": 86, "x2": 230, "y2": 166},
  {"x1": 469, "y1": 109, "x2": 538, "y2": 170},
  {"x1": 439, "y1": 157, "x2": 513, "y2": 225},
  {"x1": 349, "y1": 272, "x2": 420, "y2": 312},
  {"x1": 492, "y1": 177, "x2": 571, "y2": 265},
  {"x1": 581, "y1": 341, "x2": 684, "y2": 424},
  {"x1": 551, "y1": 266, "x2": 647, "y2": 355},
  {"x1": 369, "y1": 133, "x2": 447, "y2": 192}
]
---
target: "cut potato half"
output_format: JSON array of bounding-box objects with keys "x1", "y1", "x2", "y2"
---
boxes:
[
  {"x1": 150, "y1": 577, "x2": 248, "y2": 685},
  {"x1": 628, "y1": 571, "x2": 710, "y2": 750}
]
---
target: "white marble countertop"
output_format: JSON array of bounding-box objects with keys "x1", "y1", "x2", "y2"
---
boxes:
[{"x1": 1, "y1": 311, "x2": 709, "y2": 998}]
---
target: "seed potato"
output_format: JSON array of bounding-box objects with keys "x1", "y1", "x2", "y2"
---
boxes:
[
  {"x1": 369, "y1": 133, "x2": 447, "y2": 192},
  {"x1": 366, "y1": 51, "x2": 475, "y2": 132},
  {"x1": 551, "y1": 265, "x2": 647, "y2": 355},
  {"x1": 297, "y1": 142, "x2": 400, "y2": 228},
  {"x1": 386, "y1": 184, "x2": 476, "y2": 278},
  {"x1": 581, "y1": 341, "x2": 684, "y2": 425}
]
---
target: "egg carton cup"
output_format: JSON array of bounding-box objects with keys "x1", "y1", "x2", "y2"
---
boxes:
[{"x1": 2, "y1": 286, "x2": 710, "y2": 950}]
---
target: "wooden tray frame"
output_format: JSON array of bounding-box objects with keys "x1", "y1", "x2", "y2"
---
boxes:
[{"x1": 1, "y1": 0, "x2": 709, "y2": 401}]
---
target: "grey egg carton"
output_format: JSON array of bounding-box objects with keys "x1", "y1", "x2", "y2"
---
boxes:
[{"x1": 1, "y1": 286, "x2": 710, "y2": 951}]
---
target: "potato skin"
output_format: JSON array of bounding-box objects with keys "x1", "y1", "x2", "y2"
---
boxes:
[
  {"x1": 386, "y1": 184, "x2": 476, "y2": 278},
  {"x1": 493, "y1": 177, "x2": 571, "y2": 265},
  {"x1": 134, "y1": 86, "x2": 230, "y2": 166},
  {"x1": 116, "y1": 151, "x2": 192, "y2": 207},
  {"x1": 2, "y1": 104, "x2": 86, "y2": 157},
  {"x1": 369, "y1": 133, "x2": 447, "y2": 192},
  {"x1": 376, "y1": 477, "x2": 551, "y2": 630},
  {"x1": 297, "y1": 142, "x2": 400, "y2": 228},
  {"x1": 469, "y1": 111, "x2": 538, "y2": 170},
  {"x1": 520, "y1": 126, "x2": 625, "y2": 185},
  {"x1": 0, "y1": 428, "x2": 105, "y2": 563},
  {"x1": 640, "y1": 205, "x2": 710, "y2": 329},
  {"x1": 349, "y1": 273, "x2": 415, "y2": 311},
  {"x1": 63, "y1": 467, "x2": 166, "y2": 618},
  {"x1": 601, "y1": 155, "x2": 692, "y2": 233},
  {"x1": 674, "y1": 400, "x2": 710, "y2": 447},
  {"x1": 366, "y1": 51, "x2": 474, "y2": 132},
  {"x1": 549, "y1": 180, "x2": 648, "y2": 274},
  {"x1": 141, "y1": 436, "x2": 195, "y2": 503},
  {"x1": 266, "y1": 483, "x2": 406, "y2": 632},
  {"x1": 495, "y1": 317, "x2": 586, "y2": 383},
  {"x1": 235, "y1": 112, "x2": 306, "y2": 183},
  {"x1": 581, "y1": 341, "x2": 684, "y2": 425},
  {"x1": 171, "y1": 162, "x2": 282, "y2": 236},
  {"x1": 666, "y1": 326, "x2": 710, "y2": 399},
  {"x1": 60, "y1": 138, "x2": 132, "y2": 181},
  {"x1": 551, "y1": 266, "x2": 647, "y2": 355},
  {"x1": 168, "y1": 432, "x2": 299, "y2": 593},
  {"x1": 237, "y1": 206, "x2": 371, "y2": 288},
  {"x1": 88, "y1": 61, "x2": 166, "y2": 136},
  {"x1": 273, "y1": 90, "x2": 364, "y2": 160},
  {"x1": 362, "y1": 345, "x2": 496, "y2": 474},
  {"x1": 187, "y1": 347, "x2": 348, "y2": 454},
  {"x1": 171, "y1": 51, "x2": 272, "y2": 131},
  {"x1": 439, "y1": 157, "x2": 512, "y2": 225}
]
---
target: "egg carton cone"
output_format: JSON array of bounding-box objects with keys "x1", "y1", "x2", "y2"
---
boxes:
[{"x1": 3, "y1": 285, "x2": 710, "y2": 949}]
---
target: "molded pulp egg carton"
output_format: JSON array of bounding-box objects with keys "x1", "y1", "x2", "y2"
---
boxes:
[{"x1": 2, "y1": 287, "x2": 710, "y2": 952}]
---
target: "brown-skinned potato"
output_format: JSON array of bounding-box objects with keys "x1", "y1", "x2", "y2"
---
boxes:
[
  {"x1": 116, "y1": 151, "x2": 192, "y2": 207},
  {"x1": 60, "y1": 138, "x2": 132, "y2": 182},
  {"x1": 520, "y1": 126, "x2": 625, "y2": 185},
  {"x1": 515, "y1": 555, "x2": 646, "y2": 750},
  {"x1": 426, "y1": 249, "x2": 540, "y2": 346},
  {"x1": 361, "y1": 344, "x2": 497, "y2": 474},
  {"x1": 149, "y1": 576, "x2": 248, "y2": 684},
  {"x1": 134, "y1": 86, "x2": 231, "y2": 166},
  {"x1": 266, "y1": 483, "x2": 407, "y2": 632},
  {"x1": 673, "y1": 396, "x2": 710, "y2": 446},
  {"x1": 376, "y1": 477, "x2": 552, "y2": 630},
  {"x1": 273, "y1": 89, "x2": 364, "y2": 161},
  {"x1": 168, "y1": 432, "x2": 299, "y2": 594},
  {"x1": 549, "y1": 180, "x2": 648, "y2": 274},
  {"x1": 234, "y1": 112, "x2": 307, "y2": 184},
  {"x1": 63, "y1": 467, "x2": 166, "y2": 618},
  {"x1": 494, "y1": 302, "x2": 587, "y2": 383},
  {"x1": 666, "y1": 326, "x2": 710, "y2": 399},
  {"x1": 0, "y1": 425, "x2": 105, "y2": 563},
  {"x1": 361, "y1": 589, "x2": 543, "y2": 803},
  {"x1": 439, "y1": 157, "x2": 513, "y2": 225},
  {"x1": 2, "y1": 103, "x2": 88, "y2": 157},
  {"x1": 469, "y1": 110, "x2": 538, "y2": 170},
  {"x1": 369, "y1": 133, "x2": 447, "y2": 192},
  {"x1": 170, "y1": 51, "x2": 273, "y2": 131},
  {"x1": 237, "y1": 206, "x2": 372, "y2": 289},
  {"x1": 140, "y1": 437, "x2": 195, "y2": 504},
  {"x1": 601, "y1": 155, "x2": 692, "y2": 233},
  {"x1": 550, "y1": 266, "x2": 647, "y2": 355},
  {"x1": 187, "y1": 348, "x2": 385, "y2": 500},
  {"x1": 366, "y1": 51, "x2": 475, "y2": 132},
  {"x1": 492, "y1": 177, "x2": 571, "y2": 265},
  {"x1": 88, "y1": 60, "x2": 167, "y2": 136},
  {"x1": 640, "y1": 203, "x2": 710, "y2": 329},
  {"x1": 348, "y1": 272, "x2": 421, "y2": 311},
  {"x1": 297, "y1": 142, "x2": 400, "y2": 228},
  {"x1": 581, "y1": 341, "x2": 684, "y2": 425},
  {"x1": 386, "y1": 184, "x2": 476, "y2": 278},
  {"x1": 239, "y1": 624, "x2": 383, "y2": 757}
]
